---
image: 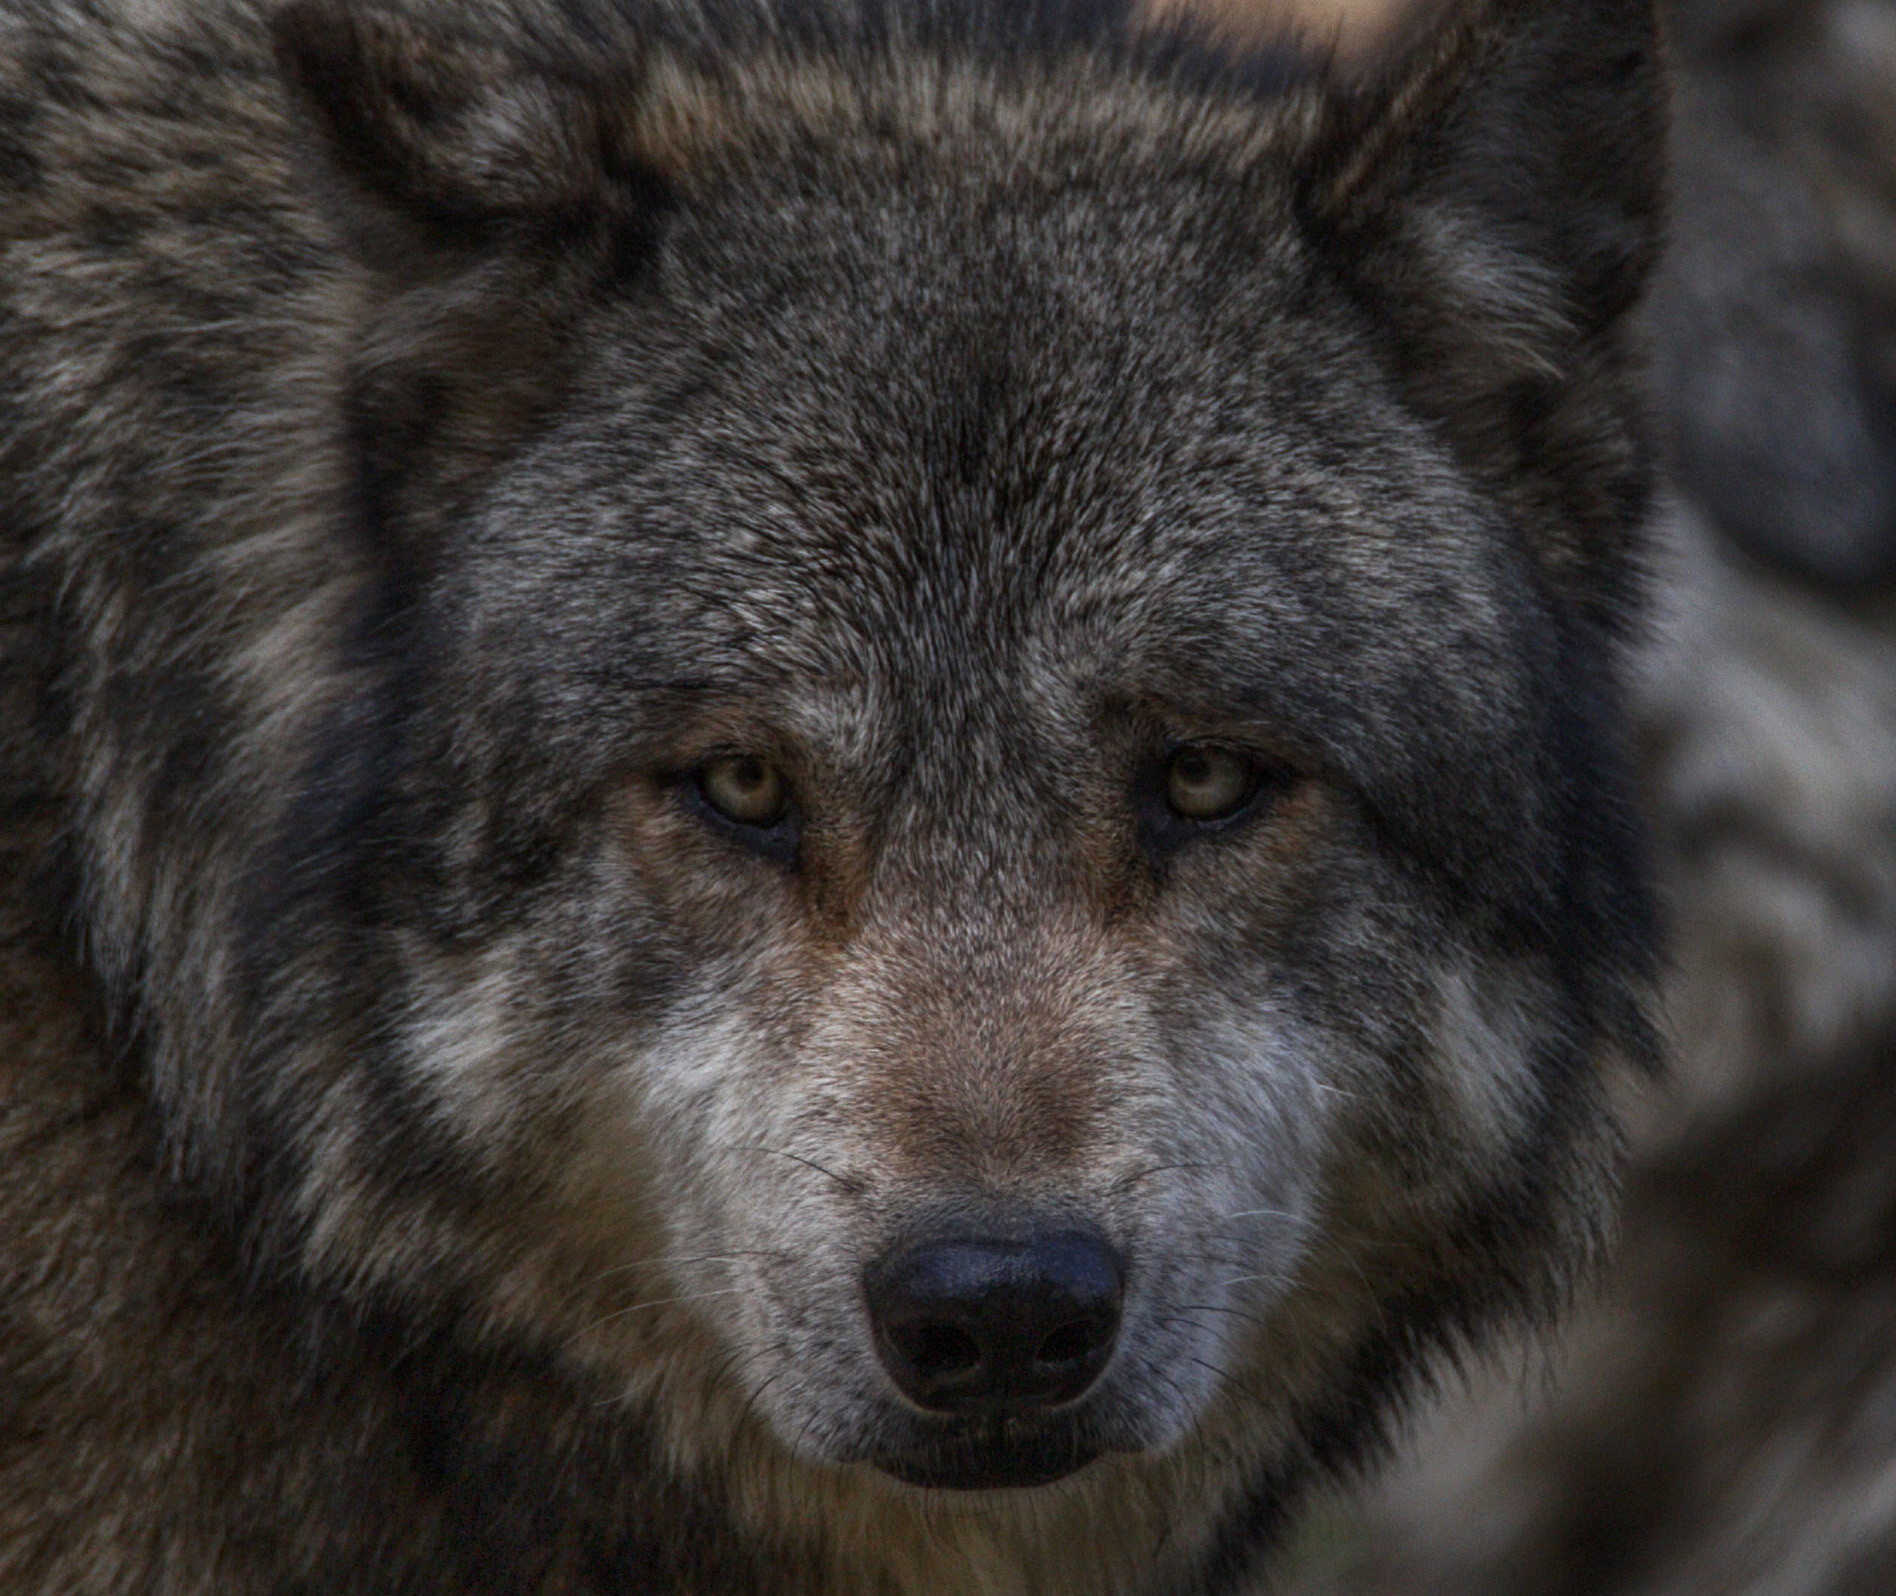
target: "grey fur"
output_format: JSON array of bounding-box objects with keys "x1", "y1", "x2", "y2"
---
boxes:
[{"x1": 0, "y1": 1, "x2": 1666, "y2": 1591}]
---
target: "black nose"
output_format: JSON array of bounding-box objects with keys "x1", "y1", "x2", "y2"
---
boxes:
[{"x1": 866, "y1": 1229, "x2": 1124, "y2": 1416}]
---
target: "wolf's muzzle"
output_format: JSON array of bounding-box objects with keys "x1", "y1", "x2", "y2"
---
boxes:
[{"x1": 865, "y1": 1228, "x2": 1124, "y2": 1418}]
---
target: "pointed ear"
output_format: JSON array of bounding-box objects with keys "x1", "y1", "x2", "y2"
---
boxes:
[
  {"x1": 1310, "y1": 0, "x2": 1665, "y2": 350},
  {"x1": 271, "y1": 1, "x2": 653, "y2": 269},
  {"x1": 1303, "y1": 0, "x2": 1667, "y2": 620},
  {"x1": 270, "y1": 4, "x2": 668, "y2": 558}
]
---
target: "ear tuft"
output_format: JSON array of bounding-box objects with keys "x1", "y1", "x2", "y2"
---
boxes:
[
  {"x1": 271, "y1": 1, "x2": 648, "y2": 261},
  {"x1": 1303, "y1": 0, "x2": 1667, "y2": 625},
  {"x1": 1311, "y1": 0, "x2": 1664, "y2": 338}
]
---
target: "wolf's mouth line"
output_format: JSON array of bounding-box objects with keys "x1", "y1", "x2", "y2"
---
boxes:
[{"x1": 871, "y1": 1419, "x2": 1112, "y2": 1492}]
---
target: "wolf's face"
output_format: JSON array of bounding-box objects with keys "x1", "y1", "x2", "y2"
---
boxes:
[{"x1": 245, "y1": 0, "x2": 1662, "y2": 1509}]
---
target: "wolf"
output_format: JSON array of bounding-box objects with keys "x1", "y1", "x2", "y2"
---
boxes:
[{"x1": 0, "y1": 0, "x2": 1668, "y2": 1591}]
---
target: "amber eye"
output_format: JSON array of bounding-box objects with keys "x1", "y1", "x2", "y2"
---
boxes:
[
  {"x1": 696, "y1": 755, "x2": 789, "y2": 828},
  {"x1": 1164, "y1": 744, "x2": 1258, "y2": 822}
]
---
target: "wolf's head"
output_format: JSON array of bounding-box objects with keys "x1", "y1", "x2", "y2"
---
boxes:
[{"x1": 102, "y1": 0, "x2": 1663, "y2": 1567}]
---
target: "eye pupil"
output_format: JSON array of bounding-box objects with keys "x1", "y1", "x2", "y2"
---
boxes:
[
  {"x1": 698, "y1": 754, "x2": 789, "y2": 827},
  {"x1": 1164, "y1": 744, "x2": 1257, "y2": 822}
]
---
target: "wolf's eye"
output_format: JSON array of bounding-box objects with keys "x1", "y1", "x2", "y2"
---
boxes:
[
  {"x1": 697, "y1": 755, "x2": 789, "y2": 828},
  {"x1": 1165, "y1": 745, "x2": 1258, "y2": 822}
]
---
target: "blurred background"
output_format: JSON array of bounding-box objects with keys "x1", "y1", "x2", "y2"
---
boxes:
[{"x1": 1145, "y1": 1, "x2": 1896, "y2": 1591}]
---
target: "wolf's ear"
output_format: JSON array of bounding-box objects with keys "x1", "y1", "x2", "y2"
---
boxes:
[
  {"x1": 270, "y1": 3, "x2": 662, "y2": 552},
  {"x1": 271, "y1": 1, "x2": 652, "y2": 269},
  {"x1": 1304, "y1": 0, "x2": 1666, "y2": 615}
]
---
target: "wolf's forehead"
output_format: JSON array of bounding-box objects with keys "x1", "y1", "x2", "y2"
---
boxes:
[
  {"x1": 486, "y1": 297, "x2": 1524, "y2": 759},
  {"x1": 640, "y1": 404, "x2": 1503, "y2": 699},
  {"x1": 559, "y1": 466, "x2": 1519, "y2": 766},
  {"x1": 467, "y1": 94, "x2": 1535, "y2": 767}
]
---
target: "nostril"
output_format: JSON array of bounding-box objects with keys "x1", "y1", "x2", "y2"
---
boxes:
[
  {"x1": 910, "y1": 1321, "x2": 982, "y2": 1378},
  {"x1": 1035, "y1": 1313, "x2": 1110, "y2": 1369}
]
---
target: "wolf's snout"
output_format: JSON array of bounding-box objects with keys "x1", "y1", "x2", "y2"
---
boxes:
[{"x1": 866, "y1": 1231, "x2": 1124, "y2": 1416}]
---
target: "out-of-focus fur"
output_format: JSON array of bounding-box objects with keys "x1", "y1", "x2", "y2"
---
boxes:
[{"x1": 1652, "y1": 0, "x2": 1896, "y2": 587}]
